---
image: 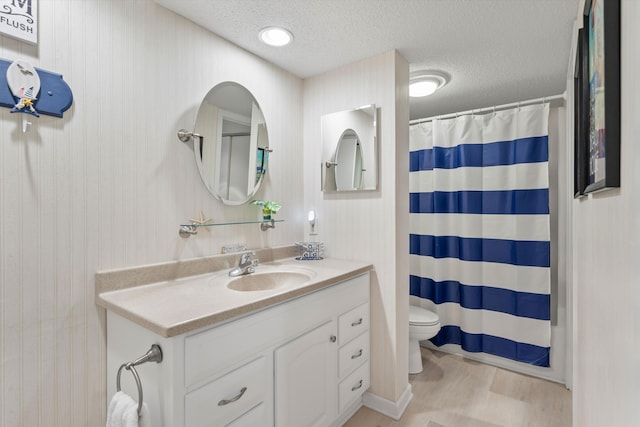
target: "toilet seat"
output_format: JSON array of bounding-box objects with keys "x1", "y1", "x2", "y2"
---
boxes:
[{"x1": 409, "y1": 305, "x2": 439, "y2": 326}]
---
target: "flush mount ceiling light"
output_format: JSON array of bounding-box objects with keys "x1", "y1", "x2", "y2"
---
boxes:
[
  {"x1": 259, "y1": 26, "x2": 293, "y2": 47},
  {"x1": 409, "y1": 71, "x2": 449, "y2": 98}
]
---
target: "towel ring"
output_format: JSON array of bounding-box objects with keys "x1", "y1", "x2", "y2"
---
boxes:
[
  {"x1": 116, "y1": 344, "x2": 163, "y2": 417},
  {"x1": 117, "y1": 364, "x2": 144, "y2": 417}
]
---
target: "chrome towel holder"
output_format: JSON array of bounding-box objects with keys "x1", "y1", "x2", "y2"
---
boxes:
[{"x1": 116, "y1": 344, "x2": 163, "y2": 417}]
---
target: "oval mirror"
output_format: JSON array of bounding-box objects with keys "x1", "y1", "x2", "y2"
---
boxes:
[
  {"x1": 192, "y1": 82, "x2": 269, "y2": 205},
  {"x1": 334, "y1": 129, "x2": 364, "y2": 191}
]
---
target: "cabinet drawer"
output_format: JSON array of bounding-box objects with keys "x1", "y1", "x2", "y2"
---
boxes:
[
  {"x1": 226, "y1": 403, "x2": 267, "y2": 427},
  {"x1": 338, "y1": 362, "x2": 370, "y2": 414},
  {"x1": 185, "y1": 356, "x2": 267, "y2": 427},
  {"x1": 338, "y1": 303, "x2": 369, "y2": 346},
  {"x1": 185, "y1": 320, "x2": 258, "y2": 387},
  {"x1": 338, "y1": 331, "x2": 369, "y2": 379}
]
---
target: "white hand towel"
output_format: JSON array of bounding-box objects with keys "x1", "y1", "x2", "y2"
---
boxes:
[{"x1": 106, "y1": 391, "x2": 151, "y2": 427}]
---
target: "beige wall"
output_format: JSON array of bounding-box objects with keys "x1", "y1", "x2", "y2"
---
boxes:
[
  {"x1": 0, "y1": 1, "x2": 303, "y2": 425},
  {"x1": 571, "y1": 0, "x2": 640, "y2": 425},
  {"x1": 303, "y1": 50, "x2": 410, "y2": 402}
]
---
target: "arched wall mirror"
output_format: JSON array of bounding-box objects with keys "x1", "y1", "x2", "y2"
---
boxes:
[
  {"x1": 334, "y1": 129, "x2": 364, "y2": 191},
  {"x1": 191, "y1": 82, "x2": 270, "y2": 205},
  {"x1": 321, "y1": 104, "x2": 377, "y2": 192}
]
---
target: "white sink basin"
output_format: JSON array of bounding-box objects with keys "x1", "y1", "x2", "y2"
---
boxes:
[{"x1": 226, "y1": 269, "x2": 314, "y2": 292}]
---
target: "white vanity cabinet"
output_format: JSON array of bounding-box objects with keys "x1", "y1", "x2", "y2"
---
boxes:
[{"x1": 106, "y1": 271, "x2": 370, "y2": 427}]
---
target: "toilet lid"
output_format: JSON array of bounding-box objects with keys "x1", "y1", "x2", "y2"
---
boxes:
[{"x1": 409, "y1": 305, "x2": 440, "y2": 326}]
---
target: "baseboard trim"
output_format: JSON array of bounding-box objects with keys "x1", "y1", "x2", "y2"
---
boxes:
[{"x1": 362, "y1": 384, "x2": 413, "y2": 421}]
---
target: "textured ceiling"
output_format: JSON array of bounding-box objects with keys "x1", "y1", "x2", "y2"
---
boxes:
[{"x1": 155, "y1": 0, "x2": 579, "y2": 120}]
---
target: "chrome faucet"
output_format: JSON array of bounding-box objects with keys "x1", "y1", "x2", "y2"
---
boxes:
[{"x1": 229, "y1": 251, "x2": 258, "y2": 277}]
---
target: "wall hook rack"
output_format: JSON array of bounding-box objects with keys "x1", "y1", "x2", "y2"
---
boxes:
[{"x1": 0, "y1": 58, "x2": 73, "y2": 133}]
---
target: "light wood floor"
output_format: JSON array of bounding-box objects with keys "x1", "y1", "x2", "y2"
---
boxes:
[{"x1": 344, "y1": 347, "x2": 571, "y2": 427}]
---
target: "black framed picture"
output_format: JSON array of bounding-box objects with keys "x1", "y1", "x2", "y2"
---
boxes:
[
  {"x1": 581, "y1": 0, "x2": 621, "y2": 194},
  {"x1": 574, "y1": 28, "x2": 588, "y2": 198}
]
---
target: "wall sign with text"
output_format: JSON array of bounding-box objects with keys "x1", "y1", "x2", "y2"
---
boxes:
[{"x1": 0, "y1": 0, "x2": 37, "y2": 45}]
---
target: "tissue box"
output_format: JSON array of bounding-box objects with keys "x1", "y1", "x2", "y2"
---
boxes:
[{"x1": 295, "y1": 242, "x2": 324, "y2": 260}]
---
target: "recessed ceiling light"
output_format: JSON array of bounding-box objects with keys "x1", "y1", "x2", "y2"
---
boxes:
[
  {"x1": 259, "y1": 26, "x2": 293, "y2": 47},
  {"x1": 409, "y1": 71, "x2": 448, "y2": 98}
]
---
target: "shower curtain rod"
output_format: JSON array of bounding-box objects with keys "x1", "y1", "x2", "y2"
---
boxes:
[{"x1": 409, "y1": 92, "x2": 566, "y2": 125}]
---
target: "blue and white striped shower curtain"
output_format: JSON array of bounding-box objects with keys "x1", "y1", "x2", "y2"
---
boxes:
[{"x1": 409, "y1": 104, "x2": 551, "y2": 367}]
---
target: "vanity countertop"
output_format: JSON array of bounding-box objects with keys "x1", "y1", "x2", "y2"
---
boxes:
[{"x1": 96, "y1": 256, "x2": 371, "y2": 338}]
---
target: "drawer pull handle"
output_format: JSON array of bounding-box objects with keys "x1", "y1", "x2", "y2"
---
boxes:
[
  {"x1": 330, "y1": 335, "x2": 337, "y2": 343},
  {"x1": 351, "y1": 318, "x2": 363, "y2": 327},
  {"x1": 351, "y1": 379, "x2": 363, "y2": 392},
  {"x1": 218, "y1": 387, "x2": 247, "y2": 406},
  {"x1": 351, "y1": 349, "x2": 363, "y2": 359}
]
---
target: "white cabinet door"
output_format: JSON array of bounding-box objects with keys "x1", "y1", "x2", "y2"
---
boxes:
[{"x1": 275, "y1": 321, "x2": 337, "y2": 427}]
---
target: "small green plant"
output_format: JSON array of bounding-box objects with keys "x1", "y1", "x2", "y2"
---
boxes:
[{"x1": 251, "y1": 200, "x2": 281, "y2": 220}]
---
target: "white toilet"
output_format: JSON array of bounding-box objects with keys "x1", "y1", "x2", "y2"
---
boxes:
[{"x1": 409, "y1": 305, "x2": 441, "y2": 374}]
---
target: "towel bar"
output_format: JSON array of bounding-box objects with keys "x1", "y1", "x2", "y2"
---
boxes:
[{"x1": 116, "y1": 344, "x2": 163, "y2": 417}]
